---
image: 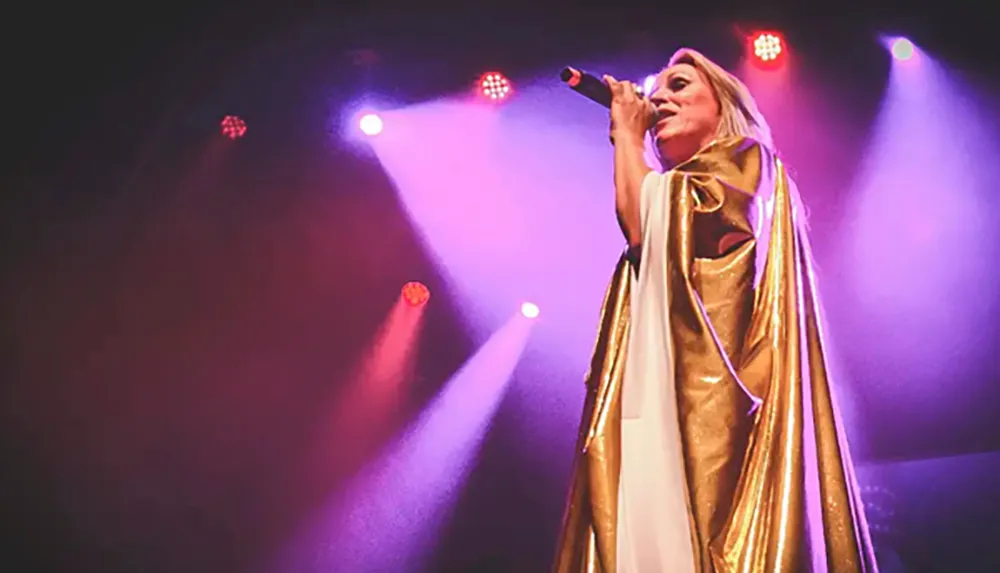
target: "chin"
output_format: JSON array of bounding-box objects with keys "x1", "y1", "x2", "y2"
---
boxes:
[{"x1": 655, "y1": 143, "x2": 691, "y2": 168}]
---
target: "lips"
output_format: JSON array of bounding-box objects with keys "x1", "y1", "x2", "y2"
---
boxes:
[{"x1": 655, "y1": 113, "x2": 675, "y2": 129}]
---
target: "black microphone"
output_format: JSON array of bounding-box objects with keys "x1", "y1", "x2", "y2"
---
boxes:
[
  {"x1": 561, "y1": 66, "x2": 653, "y2": 145},
  {"x1": 559, "y1": 66, "x2": 613, "y2": 108}
]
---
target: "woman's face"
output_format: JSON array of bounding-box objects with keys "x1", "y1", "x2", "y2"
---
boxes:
[{"x1": 648, "y1": 63, "x2": 721, "y2": 166}]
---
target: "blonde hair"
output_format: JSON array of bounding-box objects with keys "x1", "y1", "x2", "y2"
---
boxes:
[
  {"x1": 649, "y1": 49, "x2": 810, "y2": 224},
  {"x1": 650, "y1": 48, "x2": 773, "y2": 169}
]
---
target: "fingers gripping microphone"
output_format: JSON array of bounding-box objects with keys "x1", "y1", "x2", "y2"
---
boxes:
[
  {"x1": 560, "y1": 66, "x2": 652, "y2": 145},
  {"x1": 559, "y1": 67, "x2": 613, "y2": 108}
]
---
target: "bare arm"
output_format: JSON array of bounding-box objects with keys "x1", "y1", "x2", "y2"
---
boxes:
[
  {"x1": 604, "y1": 75, "x2": 655, "y2": 248},
  {"x1": 614, "y1": 133, "x2": 652, "y2": 248}
]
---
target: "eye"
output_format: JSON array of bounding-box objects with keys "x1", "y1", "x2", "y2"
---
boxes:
[
  {"x1": 667, "y1": 76, "x2": 691, "y2": 92},
  {"x1": 669, "y1": 77, "x2": 689, "y2": 91}
]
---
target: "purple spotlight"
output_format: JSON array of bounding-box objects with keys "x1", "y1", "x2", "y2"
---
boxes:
[
  {"x1": 359, "y1": 112, "x2": 383, "y2": 136},
  {"x1": 890, "y1": 37, "x2": 914, "y2": 61}
]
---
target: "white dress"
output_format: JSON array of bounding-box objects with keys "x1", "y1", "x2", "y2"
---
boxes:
[{"x1": 615, "y1": 170, "x2": 697, "y2": 573}]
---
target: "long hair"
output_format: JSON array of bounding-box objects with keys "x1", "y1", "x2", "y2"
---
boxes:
[
  {"x1": 646, "y1": 48, "x2": 772, "y2": 170},
  {"x1": 647, "y1": 48, "x2": 809, "y2": 224},
  {"x1": 669, "y1": 48, "x2": 773, "y2": 150}
]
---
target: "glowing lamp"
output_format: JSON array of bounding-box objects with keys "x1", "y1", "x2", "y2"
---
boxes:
[
  {"x1": 359, "y1": 113, "x2": 383, "y2": 136},
  {"x1": 750, "y1": 32, "x2": 785, "y2": 68},
  {"x1": 479, "y1": 72, "x2": 511, "y2": 101},
  {"x1": 890, "y1": 38, "x2": 914, "y2": 61},
  {"x1": 521, "y1": 302, "x2": 539, "y2": 319},
  {"x1": 401, "y1": 281, "x2": 430, "y2": 306},
  {"x1": 221, "y1": 115, "x2": 247, "y2": 139}
]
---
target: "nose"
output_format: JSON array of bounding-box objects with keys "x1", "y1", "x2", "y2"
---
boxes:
[
  {"x1": 656, "y1": 102, "x2": 678, "y2": 119},
  {"x1": 650, "y1": 92, "x2": 678, "y2": 115}
]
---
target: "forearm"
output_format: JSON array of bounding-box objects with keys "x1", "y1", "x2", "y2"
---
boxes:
[{"x1": 613, "y1": 134, "x2": 653, "y2": 247}]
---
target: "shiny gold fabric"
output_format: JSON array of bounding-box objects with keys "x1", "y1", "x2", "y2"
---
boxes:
[{"x1": 552, "y1": 137, "x2": 878, "y2": 573}]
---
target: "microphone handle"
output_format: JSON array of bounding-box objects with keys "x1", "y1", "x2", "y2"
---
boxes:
[{"x1": 559, "y1": 67, "x2": 613, "y2": 108}]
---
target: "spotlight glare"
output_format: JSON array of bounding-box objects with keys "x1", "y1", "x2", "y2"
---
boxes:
[
  {"x1": 220, "y1": 115, "x2": 247, "y2": 139},
  {"x1": 890, "y1": 37, "x2": 914, "y2": 61},
  {"x1": 640, "y1": 74, "x2": 657, "y2": 96},
  {"x1": 401, "y1": 281, "x2": 430, "y2": 307},
  {"x1": 478, "y1": 72, "x2": 512, "y2": 102},
  {"x1": 520, "y1": 302, "x2": 539, "y2": 319},
  {"x1": 750, "y1": 32, "x2": 785, "y2": 68},
  {"x1": 359, "y1": 112, "x2": 383, "y2": 136}
]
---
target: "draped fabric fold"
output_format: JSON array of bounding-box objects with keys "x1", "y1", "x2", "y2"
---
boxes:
[{"x1": 552, "y1": 137, "x2": 878, "y2": 573}]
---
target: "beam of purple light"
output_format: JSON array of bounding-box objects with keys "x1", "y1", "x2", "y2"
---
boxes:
[
  {"x1": 368, "y1": 86, "x2": 630, "y2": 482},
  {"x1": 841, "y1": 50, "x2": 1000, "y2": 412},
  {"x1": 368, "y1": 92, "x2": 623, "y2": 347},
  {"x1": 270, "y1": 312, "x2": 535, "y2": 573}
]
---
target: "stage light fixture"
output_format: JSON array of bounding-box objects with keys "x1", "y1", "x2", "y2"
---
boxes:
[
  {"x1": 401, "y1": 281, "x2": 430, "y2": 306},
  {"x1": 750, "y1": 32, "x2": 785, "y2": 68},
  {"x1": 479, "y1": 72, "x2": 511, "y2": 102},
  {"x1": 521, "y1": 302, "x2": 539, "y2": 319},
  {"x1": 221, "y1": 115, "x2": 247, "y2": 139},
  {"x1": 890, "y1": 37, "x2": 914, "y2": 61},
  {"x1": 358, "y1": 112, "x2": 383, "y2": 136}
]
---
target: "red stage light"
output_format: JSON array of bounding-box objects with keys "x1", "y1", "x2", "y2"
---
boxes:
[
  {"x1": 479, "y1": 72, "x2": 511, "y2": 102},
  {"x1": 401, "y1": 281, "x2": 430, "y2": 307},
  {"x1": 750, "y1": 32, "x2": 785, "y2": 68},
  {"x1": 221, "y1": 115, "x2": 247, "y2": 139}
]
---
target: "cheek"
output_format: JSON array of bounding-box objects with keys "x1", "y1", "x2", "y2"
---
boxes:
[{"x1": 692, "y1": 95, "x2": 720, "y2": 125}]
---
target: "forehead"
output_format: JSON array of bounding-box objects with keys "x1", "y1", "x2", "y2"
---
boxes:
[{"x1": 653, "y1": 63, "x2": 701, "y2": 86}]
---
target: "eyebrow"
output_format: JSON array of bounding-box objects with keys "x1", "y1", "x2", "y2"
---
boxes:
[{"x1": 665, "y1": 70, "x2": 692, "y2": 80}]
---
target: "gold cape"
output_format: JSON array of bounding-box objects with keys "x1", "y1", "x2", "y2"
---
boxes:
[{"x1": 552, "y1": 137, "x2": 878, "y2": 573}]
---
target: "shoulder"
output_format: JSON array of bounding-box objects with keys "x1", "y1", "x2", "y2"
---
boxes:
[
  {"x1": 681, "y1": 137, "x2": 771, "y2": 170},
  {"x1": 675, "y1": 137, "x2": 774, "y2": 197}
]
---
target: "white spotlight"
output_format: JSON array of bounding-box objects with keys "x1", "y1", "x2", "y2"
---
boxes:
[
  {"x1": 520, "y1": 302, "x2": 539, "y2": 319},
  {"x1": 359, "y1": 112, "x2": 383, "y2": 136}
]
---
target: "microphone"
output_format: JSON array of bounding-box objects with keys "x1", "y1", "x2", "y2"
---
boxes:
[
  {"x1": 559, "y1": 66, "x2": 648, "y2": 107},
  {"x1": 561, "y1": 66, "x2": 654, "y2": 145},
  {"x1": 559, "y1": 66, "x2": 613, "y2": 108}
]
